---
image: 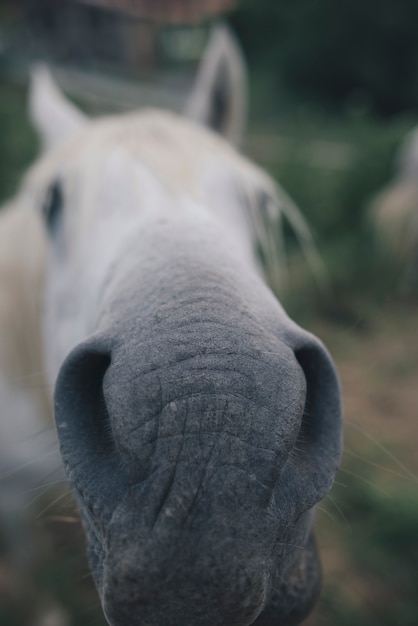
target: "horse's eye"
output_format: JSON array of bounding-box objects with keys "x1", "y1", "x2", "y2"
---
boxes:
[
  {"x1": 43, "y1": 180, "x2": 63, "y2": 232},
  {"x1": 258, "y1": 191, "x2": 278, "y2": 220}
]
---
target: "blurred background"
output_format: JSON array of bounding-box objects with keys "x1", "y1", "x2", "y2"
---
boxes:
[{"x1": 0, "y1": 1, "x2": 417, "y2": 625}]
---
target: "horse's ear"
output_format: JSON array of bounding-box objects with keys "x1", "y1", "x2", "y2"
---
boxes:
[
  {"x1": 184, "y1": 24, "x2": 248, "y2": 147},
  {"x1": 29, "y1": 65, "x2": 88, "y2": 151}
]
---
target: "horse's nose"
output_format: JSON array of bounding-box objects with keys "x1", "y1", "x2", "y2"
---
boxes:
[
  {"x1": 54, "y1": 319, "x2": 342, "y2": 527},
  {"x1": 53, "y1": 320, "x2": 342, "y2": 625}
]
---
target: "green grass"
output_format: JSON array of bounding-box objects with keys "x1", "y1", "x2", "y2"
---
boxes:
[
  {"x1": 315, "y1": 472, "x2": 418, "y2": 626},
  {"x1": 0, "y1": 81, "x2": 38, "y2": 204}
]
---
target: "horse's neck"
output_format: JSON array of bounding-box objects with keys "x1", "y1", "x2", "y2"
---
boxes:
[{"x1": 0, "y1": 202, "x2": 50, "y2": 429}]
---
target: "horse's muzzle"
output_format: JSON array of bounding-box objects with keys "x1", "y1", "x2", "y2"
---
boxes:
[{"x1": 53, "y1": 300, "x2": 341, "y2": 626}]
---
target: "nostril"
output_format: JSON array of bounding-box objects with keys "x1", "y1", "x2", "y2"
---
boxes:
[
  {"x1": 294, "y1": 342, "x2": 340, "y2": 448},
  {"x1": 294, "y1": 346, "x2": 324, "y2": 450},
  {"x1": 290, "y1": 339, "x2": 343, "y2": 500},
  {"x1": 54, "y1": 342, "x2": 120, "y2": 475},
  {"x1": 54, "y1": 341, "x2": 130, "y2": 550}
]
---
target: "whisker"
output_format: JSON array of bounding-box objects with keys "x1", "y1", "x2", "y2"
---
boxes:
[
  {"x1": 316, "y1": 504, "x2": 339, "y2": 525},
  {"x1": 45, "y1": 515, "x2": 80, "y2": 524},
  {"x1": 23, "y1": 478, "x2": 67, "y2": 495},
  {"x1": 332, "y1": 480, "x2": 348, "y2": 488},
  {"x1": 276, "y1": 542, "x2": 306, "y2": 551},
  {"x1": 338, "y1": 466, "x2": 387, "y2": 495},
  {"x1": 77, "y1": 571, "x2": 95, "y2": 582},
  {"x1": 343, "y1": 447, "x2": 416, "y2": 482},
  {"x1": 35, "y1": 490, "x2": 74, "y2": 519},
  {"x1": 345, "y1": 420, "x2": 418, "y2": 483},
  {"x1": 29, "y1": 422, "x2": 56, "y2": 438},
  {"x1": 26, "y1": 483, "x2": 67, "y2": 510},
  {"x1": 0, "y1": 450, "x2": 61, "y2": 481},
  {"x1": 323, "y1": 493, "x2": 352, "y2": 534}
]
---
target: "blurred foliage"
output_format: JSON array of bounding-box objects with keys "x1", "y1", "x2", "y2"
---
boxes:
[
  {"x1": 314, "y1": 461, "x2": 418, "y2": 626},
  {"x1": 231, "y1": 0, "x2": 418, "y2": 117},
  {"x1": 244, "y1": 106, "x2": 415, "y2": 319},
  {"x1": 0, "y1": 509, "x2": 107, "y2": 626},
  {"x1": 0, "y1": 82, "x2": 37, "y2": 203}
]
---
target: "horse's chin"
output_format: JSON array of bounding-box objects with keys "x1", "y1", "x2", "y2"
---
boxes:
[{"x1": 95, "y1": 530, "x2": 321, "y2": 626}]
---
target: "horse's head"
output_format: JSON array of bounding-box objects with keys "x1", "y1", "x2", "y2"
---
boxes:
[{"x1": 24, "y1": 28, "x2": 342, "y2": 626}]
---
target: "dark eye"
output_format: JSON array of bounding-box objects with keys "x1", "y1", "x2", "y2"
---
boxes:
[{"x1": 43, "y1": 180, "x2": 63, "y2": 232}]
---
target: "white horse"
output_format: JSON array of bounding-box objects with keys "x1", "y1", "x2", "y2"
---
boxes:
[
  {"x1": 0, "y1": 27, "x2": 342, "y2": 626},
  {"x1": 371, "y1": 126, "x2": 418, "y2": 284}
]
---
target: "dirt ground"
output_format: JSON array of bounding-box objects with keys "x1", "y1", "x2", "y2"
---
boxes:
[
  {"x1": 306, "y1": 302, "x2": 418, "y2": 626},
  {"x1": 315, "y1": 302, "x2": 418, "y2": 469}
]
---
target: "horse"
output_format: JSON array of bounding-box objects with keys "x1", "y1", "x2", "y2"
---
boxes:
[
  {"x1": 0, "y1": 27, "x2": 342, "y2": 626},
  {"x1": 371, "y1": 126, "x2": 418, "y2": 288}
]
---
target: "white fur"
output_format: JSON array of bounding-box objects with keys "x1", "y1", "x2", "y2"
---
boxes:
[
  {"x1": 29, "y1": 65, "x2": 87, "y2": 151},
  {"x1": 184, "y1": 24, "x2": 247, "y2": 146},
  {"x1": 371, "y1": 127, "x2": 418, "y2": 266}
]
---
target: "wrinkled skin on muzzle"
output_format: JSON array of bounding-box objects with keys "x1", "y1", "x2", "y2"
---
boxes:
[{"x1": 54, "y1": 235, "x2": 342, "y2": 626}]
